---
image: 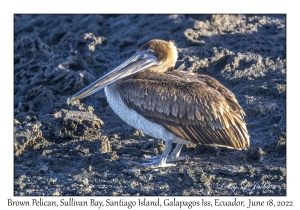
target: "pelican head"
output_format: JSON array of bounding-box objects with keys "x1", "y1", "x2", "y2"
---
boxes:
[{"x1": 67, "y1": 39, "x2": 178, "y2": 104}]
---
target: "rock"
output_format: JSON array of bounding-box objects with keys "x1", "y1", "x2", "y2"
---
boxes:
[
  {"x1": 246, "y1": 147, "x2": 266, "y2": 162},
  {"x1": 14, "y1": 121, "x2": 43, "y2": 156},
  {"x1": 122, "y1": 169, "x2": 141, "y2": 177},
  {"x1": 42, "y1": 109, "x2": 103, "y2": 139},
  {"x1": 218, "y1": 165, "x2": 246, "y2": 176},
  {"x1": 38, "y1": 164, "x2": 48, "y2": 174},
  {"x1": 98, "y1": 135, "x2": 112, "y2": 153}
]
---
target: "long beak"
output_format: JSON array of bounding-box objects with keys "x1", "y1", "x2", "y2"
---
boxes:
[{"x1": 67, "y1": 50, "x2": 158, "y2": 104}]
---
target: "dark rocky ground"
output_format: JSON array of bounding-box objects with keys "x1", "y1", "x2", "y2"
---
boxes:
[{"x1": 14, "y1": 14, "x2": 286, "y2": 196}]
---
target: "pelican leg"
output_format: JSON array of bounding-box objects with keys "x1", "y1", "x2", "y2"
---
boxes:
[
  {"x1": 144, "y1": 143, "x2": 186, "y2": 163},
  {"x1": 166, "y1": 144, "x2": 186, "y2": 163},
  {"x1": 142, "y1": 139, "x2": 176, "y2": 168}
]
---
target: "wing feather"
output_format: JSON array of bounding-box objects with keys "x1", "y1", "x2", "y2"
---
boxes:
[{"x1": 119, "y1": 71, "x2": 250, "y2": 149}]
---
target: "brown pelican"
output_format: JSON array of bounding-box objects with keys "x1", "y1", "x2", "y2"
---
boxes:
[{"x1": 67, "y1": 39, "x2": 250, "y2": 168}]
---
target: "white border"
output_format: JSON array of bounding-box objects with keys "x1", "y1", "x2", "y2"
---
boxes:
[{"x1": 2, "y1": 0, "x2": 297, "y2": 209}]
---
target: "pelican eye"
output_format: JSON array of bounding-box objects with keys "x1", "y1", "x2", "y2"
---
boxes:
[{"x1": 147, "y1": 49, "x2": 154, "y2": 54}]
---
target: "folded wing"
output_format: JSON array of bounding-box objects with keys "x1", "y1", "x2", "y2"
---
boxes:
[{"x1": 120, "y1": 71, "x2": 250, "y2": 150}]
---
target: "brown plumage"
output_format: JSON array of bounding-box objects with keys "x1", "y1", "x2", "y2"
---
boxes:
[
  {"x1": 120, "y1": 70, "x2": 249, "y2": 150},
  {"x1": 68, "y1": 39, "x2": 250, "y2": 167}
]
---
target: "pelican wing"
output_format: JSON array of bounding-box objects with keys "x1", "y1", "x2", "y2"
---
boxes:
[{"x1": 120, "y1": 71, "x2": 250, "y2": 149}]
